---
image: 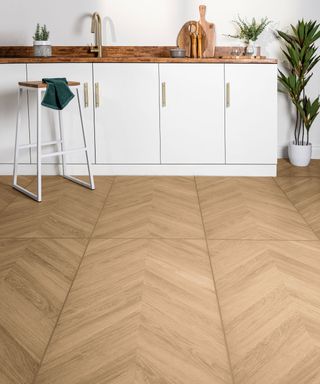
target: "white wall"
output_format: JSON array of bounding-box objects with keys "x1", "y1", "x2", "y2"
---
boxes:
[{"x1": 1, "y1": 0, "x2": 320, "y2": 157}]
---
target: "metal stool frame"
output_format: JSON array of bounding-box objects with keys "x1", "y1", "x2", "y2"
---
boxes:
[{"x1": 13, "y1": 84, "x2": 95, "y2": 202}]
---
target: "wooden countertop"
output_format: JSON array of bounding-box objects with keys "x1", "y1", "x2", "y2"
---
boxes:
[
  {"x1": 0, "y1": 46, "x2": 278, "y2": 64},
  {"x1": 0, "y1": 57, "x2": 277, "y2": 64}
]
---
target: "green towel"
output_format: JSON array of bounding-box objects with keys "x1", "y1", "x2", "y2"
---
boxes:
[{"x1": 41, "y1": 78, "x2": 75, "y2": 110}]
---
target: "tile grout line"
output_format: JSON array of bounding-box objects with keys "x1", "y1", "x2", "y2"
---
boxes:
[
  {"x1": 272, "y1": 177, "x2": 319, "y2": 240},
  {"x1": 31, "y1": 176, "x2": 116, "y2": 384},
  {"x1": 194, "y1": 177, "x2": 236, "y2": 384}
]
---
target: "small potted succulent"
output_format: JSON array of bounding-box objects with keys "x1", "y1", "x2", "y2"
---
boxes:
[
  {"x1": 33, "y1": 23, "x2": 51, "y2": 57},
  {"x1": 227, "y1": 16, "x2": 271, "y2": 56},
  {"x1": 278, "y1": 20, "x2": 320, "y2": 167}
]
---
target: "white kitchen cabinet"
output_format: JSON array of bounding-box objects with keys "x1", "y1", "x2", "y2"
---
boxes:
[
  {"x1": 159, "y1": 64, "x2": 225, "y2": 164},
  {"x1": 0, "y1": 61, "x2": 278, "y2": 176},
  {"x1": 27, "y1": 63, "x2": 94, "y2": 164},
  {"x1": 225, "y1": 64, "x2": 278, "y2": 164},
  {"x1": 0, "y1": 64, "x2": 29, "y2": 164},
  {"x1": 94, "y1": 63, "x2": 160, "y2": 164}
]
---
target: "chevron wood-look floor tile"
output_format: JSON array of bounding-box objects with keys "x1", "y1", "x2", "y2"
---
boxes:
[
  {"x1": 0, "y1": 176, "x2": 34, "y2": 212},
  {"x1": 196, "y1": 177, "x2": 316, "y2": 240},
  {"x1": 0, "y1": 238, "x2": 87, "y2": 384},
  {"x1": 208, "y1": 240, "x2": 320, "y2": 384},
  {"x1": 93, "y1": 177, "x2": 204, "y2": 239},
  {"x1": 34, "y1": 239, "x2": 232, "y2": 384},
  {"x1": 275, "y1": 177, "x2": 320, "y2": 239},
  {"x1": 0, "y1": 177, "x2": 113, "y2": 238},
  {"x1": 278, "y1": 159, "x2": 320, "y2": 177}
]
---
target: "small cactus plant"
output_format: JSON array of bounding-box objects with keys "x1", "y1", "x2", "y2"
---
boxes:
[
  {"x1": 33, "y1": 23, "x2": 52, "y2": 57},
  {"x1": 33, "y1": 23, "x2": 50, "y2": 41}
]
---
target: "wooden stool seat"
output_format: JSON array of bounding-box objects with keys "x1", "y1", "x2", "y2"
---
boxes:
[{"x1": 18, "y1": 81, "x2": 81, "y2": 89}]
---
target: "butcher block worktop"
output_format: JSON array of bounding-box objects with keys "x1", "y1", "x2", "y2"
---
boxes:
[{"x1": 0, "y1": 46, "x2": 277, "y2": 64}]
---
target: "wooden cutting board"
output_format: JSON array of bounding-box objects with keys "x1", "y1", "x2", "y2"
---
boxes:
[
  {"x1": 177, "y1": 21, "x2": 206, "y2": 58},
  {"x1": 198, "y1": 5, "x2": 216, "y2": 58}
]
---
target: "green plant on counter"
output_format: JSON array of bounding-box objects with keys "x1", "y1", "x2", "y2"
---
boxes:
[
  {"x1": 228, "y1": 16, "x2": 271, "y2": 44},
  {"x1": 278, "y1": 20, "x2": 320, "y2": 145},
  {"x1": 33, "y1": 23, "x2": 50, "y2": 41}
]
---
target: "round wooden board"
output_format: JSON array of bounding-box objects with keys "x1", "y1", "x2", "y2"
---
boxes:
[{"x1": 177, "y1": 21, "x2": 206, "y2": 58}]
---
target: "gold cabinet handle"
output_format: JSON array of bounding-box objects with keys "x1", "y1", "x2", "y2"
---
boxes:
[
  {"x1": 226, "y1": 82, "x2": 231, "y2": 108},
  {"x1": 95, "y1": 82, "x2": 100, "y2": 108},
  {"x1": 84, "y1": 83, "x2": 89, "y2": 108},
  {"x1": 162, "y1": 82, "x2": 166, "y2": 108}
]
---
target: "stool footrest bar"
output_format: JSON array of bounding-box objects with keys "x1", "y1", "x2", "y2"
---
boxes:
[
  {"x1": 41, "y1": 147, "x2": 87, "y2": 159},
  {"x1": 19, "y1": 140, "x2": 62, "y2": 150}
]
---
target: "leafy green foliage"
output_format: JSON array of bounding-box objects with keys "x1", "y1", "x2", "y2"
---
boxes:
[
  {"x1": 228, "y1": 16, "x2": 271, "y2": 43},
  {"x1": 299, "y1": 97, "x2": 320, "y2": 131},
  {"x1": 278, "y1": 20, "x2": 320, "y2": 145},
  {"x1": 278, "y1": 72, "x2": 311, "y2": 104},
  {"x1": 33, "y1": 23, "x2": 50, "y2": 41}
]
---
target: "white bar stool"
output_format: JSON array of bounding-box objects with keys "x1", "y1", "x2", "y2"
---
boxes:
[{"x1": 13, "y1": 81, "x2": 95, "y2": 202}]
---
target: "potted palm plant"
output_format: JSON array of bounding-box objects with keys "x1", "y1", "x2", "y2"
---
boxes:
[
  {"x1": 278, "y1": 20, "x2": 320, "y2": 167},
  {"x1": 228, "y1": 16, "x2": 271, "y2": 56},
  {"x1": 33, "y1": 23, "x2": 51, "y2": 57}
]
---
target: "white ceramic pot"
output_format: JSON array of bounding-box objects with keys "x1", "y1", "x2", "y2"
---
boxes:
[
  {"x1": 288, "y1": 141, "x2": 312, "y2": 167},
  {"x1": 245, "y1": 40, "x2": 255, "y2": 56},
  {"x1": 33, "y1": 41, "x2": 52, "y2": 57}
]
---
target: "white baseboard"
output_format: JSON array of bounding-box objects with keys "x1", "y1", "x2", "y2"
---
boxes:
[
  {"x1": 0, "y1": 163, "x2": 277, "y2": 177},
  {"x1": 278, "y1": 145, "x2": 320, "y2": 159}
]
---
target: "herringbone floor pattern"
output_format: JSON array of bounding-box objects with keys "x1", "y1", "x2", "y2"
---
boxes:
[
  {"x1": 208, "y1": 240, "x2": 320, "y2": 384},
  {"x1": 35, "y1": 239, "x2": 232, "y2": 384},
  {"x1": 0, "y1": 159, "x2": 320, "y2": 384},
  {"x1": 0, "y1": 176, "x2": 113, "y2": 238},
  {"x1": 93, "y1": 177, "x2": 204, "y2": 239},
  {"x1": 0, "y1": 238, "x2": 88, "y2": 384}
]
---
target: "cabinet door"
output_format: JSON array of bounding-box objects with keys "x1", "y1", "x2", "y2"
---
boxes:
[
  {"x1": 159, "y1": 64, "x2": 225, "y2": 164},
  {"x1": 0, "y1": 64, "x2": 29, "y2": 164},
  {"x1": 27, "y1": 63, "x2": 94, "y2": 164},
  {"x1": 94, "y1": 63, "x2": 160, "y2": 164},
  {"x1": 225, "y1": 64, "x2": 278, "y2": 164}
]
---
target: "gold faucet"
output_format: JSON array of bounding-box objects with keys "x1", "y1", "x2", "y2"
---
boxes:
[{"x1": 90, "y1": 12, "x2": 103, "y2": 58}]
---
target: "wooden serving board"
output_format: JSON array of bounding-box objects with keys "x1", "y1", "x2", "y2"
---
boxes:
[
  {"x1": 177, "y1": 21, "x2": 206, "y2": 58},
  {"x1": 198, "y1": 5, "x2": 216, "y2": 58}
]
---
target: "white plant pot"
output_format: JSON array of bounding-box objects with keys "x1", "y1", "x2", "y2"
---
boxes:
[
  {"x1": 288, "y1": 141, "x2": 312, "y2": 167},
  {"x1": 33, "y1": 41, "x2": 52, "y2": 57},
  {"x1": 245, "y1": 40, "x2": 255, "y2": 56}
]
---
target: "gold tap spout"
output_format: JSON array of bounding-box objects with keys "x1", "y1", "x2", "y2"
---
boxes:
[{"x1": 90, "y1": 12, "x2": 103, "y2": 58}]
